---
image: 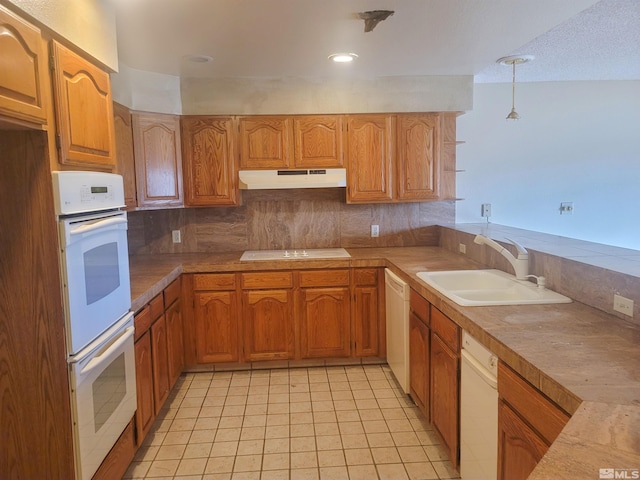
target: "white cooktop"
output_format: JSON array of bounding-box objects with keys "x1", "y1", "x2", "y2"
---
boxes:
[{"x1": 240, "y1": 248, "x2": 351, "y2": 261}]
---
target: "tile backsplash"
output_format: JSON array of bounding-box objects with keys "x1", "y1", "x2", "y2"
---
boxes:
[{"x1": 128, "y1": 189, "x2": 455, "y2": 255}]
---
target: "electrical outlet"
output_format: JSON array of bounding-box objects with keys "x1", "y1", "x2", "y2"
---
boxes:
[
  {"x1": 481, "y1": 203, "x2": 492, "y2": 218},
  {"x1": 172, "y1": 230, "x2": 182, "y2": 243},
  {"x1": 613, "y1": 294, "x2": 634, "y2": 317},
  {"x1": 459, "y1": 243, "x2": 466, "y2": 254},
  {"x1": 371, "y1": 225, "x2": 380, "y2": 238}
]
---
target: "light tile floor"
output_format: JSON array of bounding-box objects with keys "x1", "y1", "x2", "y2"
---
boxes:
[{"x1": 124, "y1": 364, "x2": 460, "y2": 480}]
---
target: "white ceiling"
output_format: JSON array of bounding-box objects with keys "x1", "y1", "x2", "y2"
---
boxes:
[{"x1": 113, "y1": 0, "x2": 640, "y2": 83}]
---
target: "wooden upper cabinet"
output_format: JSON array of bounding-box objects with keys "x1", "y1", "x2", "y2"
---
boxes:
[
  {"x1": 113, "y1": 102, "x2": 137, "y2": 208},
  {"x1": 50, "y1": 41, "x2": 115, "y2": 169},
  {"x1": 239, "y1": 116, "x2": 293, "y2": 169},
  {"x1": 0, "y1": 5, "x2": 49, "y2": 126},
  {"x1": 181, "y1": 116, "x2": 238, "y2": 206},
  {"x1": 132, "y1": 112, "x2": 184, "y2": 208},
  {"x1": 293, "y1": 115, "x2": 344, "y2": 168},
  {"x1": 346, "y1": 115, "x2": 394, "y2": 203},
  {"x1": 396, "y1": 113, "x2": 440, "y2": 201}
]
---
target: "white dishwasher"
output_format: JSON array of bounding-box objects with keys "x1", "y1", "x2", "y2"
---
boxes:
[
  {"x1": 460, "y1": 331, "x2": 498, "y2": 480},
  {"x1": 385, "y1": 269, "x2": 410, "y2": 393}
]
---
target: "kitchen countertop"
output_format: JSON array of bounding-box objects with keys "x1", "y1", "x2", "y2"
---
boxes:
[{"x1": 129, "y1": 246, "x2": 640, "y2": 479}]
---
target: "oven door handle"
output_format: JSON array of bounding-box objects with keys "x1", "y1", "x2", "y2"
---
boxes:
[
  {"x1": 70, "y1": 217, "x2": 127, "y2": 237},
  {"x1": 80, "y1": 326, "x2": 134, "y2": 376}
]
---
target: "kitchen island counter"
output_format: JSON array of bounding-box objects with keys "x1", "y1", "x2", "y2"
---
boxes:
[{"x1": 129, "y1": 246, "x2": 640, "y2": 479}]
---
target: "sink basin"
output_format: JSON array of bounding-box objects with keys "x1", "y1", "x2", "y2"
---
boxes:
[{"x1": 416, "y1": 269, "x2": 572, "y2": 306}]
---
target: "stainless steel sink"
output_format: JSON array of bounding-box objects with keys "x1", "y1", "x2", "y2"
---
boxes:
[
  {"x1": 416, "y1": 269, "x2": 572, "y2": 306},
  {"x1": 240, "y1": 248, "x2": 351, "y2": 261}
]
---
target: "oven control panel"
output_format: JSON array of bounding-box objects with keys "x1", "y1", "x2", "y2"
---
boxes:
[{"x1": 53, "y1": 171, "x2": 125, "y2": 216}]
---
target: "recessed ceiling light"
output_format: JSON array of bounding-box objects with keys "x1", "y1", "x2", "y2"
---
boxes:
[
  {"x1": 328, "y1": 53, "x2": 358, "y2": 63},
  {"x1": 183, "y1": 54, "x2": 213, "y2": 64}
]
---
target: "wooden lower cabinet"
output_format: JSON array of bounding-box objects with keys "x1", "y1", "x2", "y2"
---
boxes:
[
  {"x1": 132, "y1": 279, "x2": 186, "y2": 447},
  {"x1": 191, "y1": 273, "x2": 239, "y2": 363},
  {"x1": 185, "y1": 268, "x2": 382, "y2": 365},
  {"x1": 430, "y1": 305, "x2": 461, "y2": 467},
  {"x1": 352, "y1": 268, "x2": 381, "y2": 357},
  {"x1": 497, "y1": 362, "x2": 570, "y2": 480},
  {"x1": 299, "y1": 269, "x2": 350, "y2": 358},
  {"x1": 409, "y1": 290, "x2": 431, "y2": 418},
  {"x1": 166, "y1": 297, "x2": 184, "y2": 389},
  {"x1": 243, "y1": 289, "x2": 294, "y2": 361},
  {"x1": 134, "y1": 330, "x2": 155, "y2": 446},
  {"x1": 409, "y1": 311, "x2": 430, "y2": 417},
  {"x1": 300, "y1": 286, "x2": 351, "y2": 358},
  {"x1": 430, "y1": 333, "x2": 460, "y2": 467},
  {"x1": 498, "y1": 400, "x2": 549, "y2": 480},
  {"x1": 151, "y1": 315, "x2": 171, "y2": 415},
  {"x1": 195, "y1": 290, "x2": 239, "y2": 363}
]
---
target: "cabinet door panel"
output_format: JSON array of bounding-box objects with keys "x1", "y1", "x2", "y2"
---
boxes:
[
  {"x1": 166, "y1": 299, "x2": 184, "y2": 388},
  {"x1": 194, "y1": 291, "x2": 239, "y2": 363},
  {"x1": 51, "y1": 41, "x2": 115, "y2": 168},
  {"x1": 346, "y1": 115, "x2": 394, "y2": 203},
  {"x1": 397, "y1": 114, "x2": 440, "y2": 200},
  {"x1": 182, "y1": 116, "x2": 238, "y2": 206},
  {"x1": 243, "y1": 289, "x2": 293, "y2": 361},
  {"x1": 239, "y1": 116, "x2": 292, "y2": 169},
  {"x1": 300, "y1": 287, "x2": 350, "y2": 358},
  {"x1": 498, "y1": 400, "x2": 549, "y2": 480},
  {"x1": 151, "y1": 316, "x2": 170, "y2": 415},
  {"x1": 134, "y1": 331, "x2": 154, "y2": 445},
  {"x1": 133, "y1": 112, "x2": 183, "y2": 207},
  {"x1": 431, "y1": 334, "x2": 459, "y2": 467},
  {"x1": 409, "y1": 312, "x2": 430, "y2": 418},
  {"x1": 294, "y1": 115, "x2": 344, "y2": 168},
  {"x1": 352, "y1": 285, "x2": 379, "y2": 357},
  {"x1": 0, "y1": 5, "x2": 49, "y2": 125},
  {"x1": 113, "y1": 102, "x2": 137, "y2": 208}
]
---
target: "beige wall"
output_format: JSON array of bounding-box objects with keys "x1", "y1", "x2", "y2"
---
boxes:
[
  {"x1": 180, "y1": 75, "x2": 473, "y2": 115},
  {"x1": 127, "y1": 189, "x2": 455, "y2": 255},
  {"x1": 4, "y1": 0, "x2": 117, "y2": 70}
]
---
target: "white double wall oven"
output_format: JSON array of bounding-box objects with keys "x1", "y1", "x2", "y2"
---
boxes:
[{"x1": 53, "y1": 171, "x2": 136, "y2": 480}]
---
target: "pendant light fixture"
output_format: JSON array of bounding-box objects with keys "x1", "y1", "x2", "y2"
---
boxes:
[{"x1": 497, "y1": 55, "x2": 534, "y2": 120}]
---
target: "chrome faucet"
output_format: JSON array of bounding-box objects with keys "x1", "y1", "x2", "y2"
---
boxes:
[{"x1": 473, "y1": 234, "x2": 529, "y2": 280}]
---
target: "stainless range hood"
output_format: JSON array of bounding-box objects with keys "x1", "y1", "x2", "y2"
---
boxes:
[{"x1": 239, "y1": 169, "x2": 346, "y2": 190}]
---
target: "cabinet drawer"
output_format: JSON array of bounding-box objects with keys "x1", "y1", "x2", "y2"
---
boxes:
[
  {"x1": 164, "y1": 277, "x2": 181, "y2": 306},
  {"x1": 410, "y1": 289, "x2": 429, "y2": 325},
  {"x1": 353, "y1": 268, "x2": 378, "y2": 286},
  {"x1": 149, "y1": 294, "x2": 164, "y2": 322},
  {"x1": 193, "y1": 273, "x2": 236, "y2": 291},
  {"x1": 299, "y1": 269, "x2": 349, "y2": 287},
  {"x1": 498, "y1": 362, "x2": 570, "y2": 445},
  {"x1": 242, "y1": 271, "x2": 293, "y2": 289},
  {"x1": 134, "y1": 305, "x2": 151, "y2": 341},
  {"x1": 431, "y1": 306, "x2": 459, "y2": 352}
]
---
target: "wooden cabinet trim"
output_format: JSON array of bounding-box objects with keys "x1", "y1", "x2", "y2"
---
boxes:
[
  {"x1": 193, "y1": 273, "x2": 237, "y2": 291},
  {"x1": 164, "y1": 277, "x2": 181, "y2": 307},
  {"x1": 298, "y1": 269, "x2": 349, "y2": 287},
  {"x1": 241, "y1": 271, "x2": 294, "y2": 289},
  {"x1": 353, "y1": 268, "x2": 378, "y2": 286},
  {"x1": 409, "y1": 289, "x2": 430, "y2": 325},
  {"x1": 134, "y1": 305, "x2": 152, "y2": 341},
  {"x1": 431, "y1": 306, "x2": 460, "y2": 351},
  {"x1": 149, "y1": 294, "x2": 164, "y2": 322}
]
